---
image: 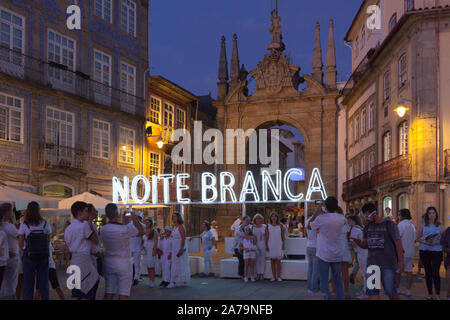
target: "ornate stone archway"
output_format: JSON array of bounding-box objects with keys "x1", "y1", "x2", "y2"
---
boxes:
[{"x1": 212, "y1": 11, "x2": 340, "y2": 228}]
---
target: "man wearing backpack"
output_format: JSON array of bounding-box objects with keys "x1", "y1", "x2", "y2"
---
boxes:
[{"x1": 18, "y1": 201, "x2": 52, "y2": 300}]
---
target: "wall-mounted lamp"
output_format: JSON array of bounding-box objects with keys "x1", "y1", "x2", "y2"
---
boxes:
[
  {"x1": 394, "y1": 98, "x2": 411, "y2": 118},
  {"x1": 145, "y1": 124, "x2": 164, "y2": 149}
]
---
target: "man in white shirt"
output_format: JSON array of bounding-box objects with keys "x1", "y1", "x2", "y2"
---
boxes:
[
  {"x1": 0, "y1": 203, "x2": 19, "y2": 299},
  {"x1": 102, "y1": 204, "x2": 144, "y2": 300},
  {"x1": 308, "y1": 197, "x2": 345, "y2": 300},
  {"x1": 230, "y1": 216, "x2": 241, "y2": 236},
  {"x1": 130, "y1": 211, "x2": 145, "y2": 286},
  {"x1": 64, "y1": 201, "x2": 100, "y2": 300},
  {"x1": 396, "y1": 209, "x2": 416, "y2": 296}
]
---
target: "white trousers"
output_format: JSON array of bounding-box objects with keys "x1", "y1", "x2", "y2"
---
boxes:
[
  {"x1": 0, "y1": 256, "x2": 19, "y2": 297},
  {"x1": 255, "y1": 246, "x2": 266, "y2": 275},
  {"x1": 131, "y1": 251, "x2": 141, "y2": 281},
  {"x1": 203, "y1": 247, "x2": 214, "y2": 274},
  {"x1": 161, "y1": 255, "x2": 171, "y2": 283}
]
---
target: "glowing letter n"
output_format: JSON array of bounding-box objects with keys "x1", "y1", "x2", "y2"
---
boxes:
[{"x1": 112, "y1": 176, "x2": 129, "y2": 204}]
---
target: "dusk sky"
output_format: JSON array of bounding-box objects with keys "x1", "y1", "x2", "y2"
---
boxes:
[{"x1": 149, "y1": 0, "x2": 362, "y2": 97}]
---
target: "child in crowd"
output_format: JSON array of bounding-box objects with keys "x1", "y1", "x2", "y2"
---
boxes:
[
  {"x1": 142, "y1": 217, "x2": 158, "y2": 288},
  {"x1": 158, "y1": 226, "x2": 173, "y2": 288},
  {"x1": 240, "y1": 225, "x2": 257, "y2": 283}
]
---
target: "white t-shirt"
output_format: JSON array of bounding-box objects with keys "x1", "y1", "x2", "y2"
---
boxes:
[
  {"x1": 101, "y1": 222, "x2": 139, "y2": 259},
  {"x1": 130, "y1": 222, "x2": 145, "y2": 253},
  {"x1": 306, "y1": 217, "x2": 317, "y2": 248},
  {"x1": 0, "y1": 221, "x2": 19, "y2": 255},
  {"x1": 350, "y1": 225, "x2": 368, "y2": 258},
  {"x1": 398, "y1": 219, "x2": 417, "y2": 259},
  {"x1": 310, "y1": 213, "x2": 345, "y2": 263},
  {"x1": 231, "y1": 219, "x2": 241, "y2": 232},
  {"x1": 158, "y1": 236, "x2": 173, "y2": 257},
  {"x1": 64, "y1": 219, "x2": 94, "y2": 255},
  {"x1": 0, "y1": 230, "x2": 8, "y2": 266},
  {"x1": 201, "y1": 230, "x2": 215, "y2": 250},
  {"x1": 18, "y1": 221, "x2": 52, "y2": 249}
]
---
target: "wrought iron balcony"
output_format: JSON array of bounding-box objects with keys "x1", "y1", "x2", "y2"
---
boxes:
[
  {"x1": 39, "y1": 142, "x2": 87, "y2": 173},
  {"x1": 445, "y1": 149, "x2": 450, "y2": 178},
  {"x1": 0, "y1": 46, "x2": 144, "y2": 118},
  {"x1": 342, "y1": 172, "x2": 373, "y2": 202},
  {"x1": 370, "y1": 154, "x2": 412, "y2": 187}
]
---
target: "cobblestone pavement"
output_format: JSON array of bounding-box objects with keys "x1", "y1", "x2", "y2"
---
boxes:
[{"x1": 44, "y1": 242, "x2": 448, "y2": 300}]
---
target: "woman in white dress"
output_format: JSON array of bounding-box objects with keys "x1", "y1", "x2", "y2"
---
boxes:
[
  {"x1": 252, "y1": 214, "x2": 266, "y2": 280},
  {"x1": 337, "y1": 209, "x2": 352, "y2": 299},
  {"x1": 168, "y1": 212, "x2": 190, "y2": 288},
  {"x1": 143, "y1": 217, "x2": 158, "y2": 288},
  {"x1": 265, "y1": 212, "x2": 285, "y2": 282}
]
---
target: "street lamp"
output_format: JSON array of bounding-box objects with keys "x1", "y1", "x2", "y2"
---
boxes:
[
  {"x1": 394, "y1": 98, "x2": 411, "y2": 118},
  {"x1": 145, "y1": 124, "x2": 164, "y2": 149}
]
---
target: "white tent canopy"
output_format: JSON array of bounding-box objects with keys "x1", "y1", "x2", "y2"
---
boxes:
[
  {"x1": 0, "y1": 185, "x2": 59, "y2": 211},
  {"x1": 58, "y1": 192, "x2": 112, "y2": 214}
]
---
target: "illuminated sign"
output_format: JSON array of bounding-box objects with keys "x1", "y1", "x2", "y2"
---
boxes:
[{"x1": 113, "y1": 168, "x2": 327, "y2": 205}]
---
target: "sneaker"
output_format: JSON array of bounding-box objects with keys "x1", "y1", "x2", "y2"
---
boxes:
[
  {"x1": 277, "y1": 278, "x2": 283, "y2": 282},
  {"x1": 403, "y1": 289, "x2": 412, "y2": 297},
  {"x1": 270, "y1": 278, "x2": 276, "y2": 282},
  {"x1": 166, "y1": 283, "x2": 175, "y2": 289},
  {"x1": 244, "y1": 277, "x2": 248, "y2": 283},
  {"x1": 147, "y1": 281, "x2": 154, "y2": 288},
  {"x1": 199, "y1": 273, "x2": 207, "y2": 278},
  {"x1": 208, "y1": 273, "x2": 215, "y2": 277},
  {"x1": 250, "y1": 277, "x2": 256, "y2": 282}
]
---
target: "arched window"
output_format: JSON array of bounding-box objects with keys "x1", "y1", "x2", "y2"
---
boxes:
[
  {"x1": 43, "y1": 183, "x2": 74, "y2": 198},
  {"x1": 398, "y1": 193, "x2": 410, "y2": 210},
  {"x1": 383, "y1": 131, "x2": 392, "y2": 162},
  {"x1": 389, "y1": 14, "x2": 397, "y2": 32},
  {"x1": 399, "y1": 121, "x2": 409, "y2": 155},
  {"x1": 383, "y1": 71, "x2": 391, "y2": 101},
  {"x1": 398, "y1": 54, "x2": 407, "y2": 88},
  {"x1": 383, "y1": 196, "x2": 392, "y2": 216}
]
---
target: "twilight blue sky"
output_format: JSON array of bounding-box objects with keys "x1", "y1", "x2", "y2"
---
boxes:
[{"x1": 149, "y1": 0, "x2": 362, "y2": 97}]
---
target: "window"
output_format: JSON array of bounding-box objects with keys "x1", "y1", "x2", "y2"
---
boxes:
[
  {"x1": 94, "y1": 0, "x2": 112, "y2": 22},
  {"x1": 368, "y1": 103, "x2": 375, "y2": 130},
  {"x1": 173, "y1": 161, "x2": 185, "y2": 176},
  {"x1": 119, "y1": 127, "x2": 135, "y2": 164},
  {"x1": 176, "y1": 108, "x2": 185, "y2": 129},
  {"x1": 355, "y1": 160, "x2": 360, "y2": 177},
  {"x1": 383, "y1": 131, "x2": 392, "y2": 162},
  {"x1": 350, "y1": 120, "x2": 354, "y2": 144},
  {"x1": 349, "y1": 164, "x2": 353, "y2": 180},
  {"x1": 149, "y1": 151, "x2": 160, "y2": 176},
  {"x1": 383, "y1": 71, "x2": 391, "y2": 101},
  {"x1": 163, "y1": 103, "x2": 174, "y2": 128},
  {"x1": 93, "y1": 50, "x2": 111, "y2": 98},
  {"x1": 398, "y1": 193, "x2": 410, "y2": 210},
  {"x1": 399, "y1": 121, "x2": 409, "y2": 155},
  {"x1": 120, "y1": 62, "x2": 136, "y2": 95},
  {"x1": 389, "y1": 14, "x2": 397, "y2": 32},
  {"x1": 361, "y1": 109, "x2": 367, "y2": 136},
  {"x1": 383, "y1": 196, "x2": 392, "y2": 216},
  {"x1": 405, "y1": 0, "x2": 414, "y2": 11},
  {"x1": 0, "y1": 7, "x2": 25, "y2": 65},
  {"x1": 360, "y1": 156, "x2": 366, "y2": 174},
  {"x1": 92, "y1": 119, "x2": 110, "y2": 159},
  {"x1": 121, "y1": 0, "x2": 136, "y2": 36},
  {"x1": 47, "y1": 30, "x2": 76, "y2": 86},
  {"x1": 369, "y1": 152, "x2": 376, "y2": 170},
  {"x1": 46, "y1": 107, "x2": 74, "y2": 148},
  {"x1": 0, "y1": 92, "x2": 23, "y2": 142},
  {"x1": 355, "y1": 115, "x2": 360, "y2": 141},
  {"x1": 43, "y1": 183, "x2": 74, "y2": 198},
  {"x1": 149, "y1": 97, "x2": 161, "y2": 125},
  {"x1": 398, "y1": 54, "x2": 407, "y2": 88}
]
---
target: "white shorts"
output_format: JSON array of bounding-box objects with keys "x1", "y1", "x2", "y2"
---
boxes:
[
  {"x1": 143, "y1": 254, "x2": 156, "y2": 269},
  {"x1": 104, "y1": 257, "x2": 133, "y2": 296},
  {"x1": 404, "y1": 257, "x2": 413, "y2": 273},
  {"x1": 243, "y1": 251, "x2": 256, "y2": 260}
]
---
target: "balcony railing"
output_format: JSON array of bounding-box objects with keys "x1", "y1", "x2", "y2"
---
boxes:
[
  {"x1": 0, "y1": 46, "x2": 144, "y2": 117},
  {"x1": 445, "y1": 149, "x2": 450, "y2": 178},
  {"x1": 39, "y1": 142, "x2": 87, "y2": 173},
  {"x1": 371, "y1": 154, "x2": 412, "y2": 187},
  {"x1": 342, "y1": 172, "x2": 373, "y2": 202}
]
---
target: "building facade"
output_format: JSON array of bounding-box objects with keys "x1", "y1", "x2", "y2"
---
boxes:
[
  {"x1": 0, "y1": 0, "x2": 149, "y2": 200},
  {"x1": 343, "y1": 0, "x2": 450, "y2": 227}
]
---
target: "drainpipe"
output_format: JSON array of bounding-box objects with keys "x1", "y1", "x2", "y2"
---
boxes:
[{"x1": 435, "y1": 5, "x2": 442, "y2": 222}]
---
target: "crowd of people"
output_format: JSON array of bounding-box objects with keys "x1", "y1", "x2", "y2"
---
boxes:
[
  {"x1": 0, "y1": 201, "x2": 192, "y2": 300},
  {"x1": 0, "y1": 197, "x2": 449, "y2": 300}
]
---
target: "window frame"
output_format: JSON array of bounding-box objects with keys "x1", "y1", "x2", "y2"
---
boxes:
[
  {"x1": 149, "y1": 151, "x2": 160, "y2": 176},
  {"x1": 149, "y1": 96, "x2": 161, "y2": 125},
  {"x1": 405, "y1": 0, "x2": 414, "y2": 12},
  {"x1": 94, "y1": 0, "x2": 112, "y2": 23},
  {"x1": 120, "y1": 61, "x2": 136, "y2": 96},
  {"x1": 0, "y1": 92, "x2": 24, "y2": 143},
  {"x1": 163, "y1": 102, "x2": 174, "y2": 128},
  {"x1": 120, "y1": 0, "x2": 137, "y2": 37},
  {"x1": 93, "y1": 49, "x2": 112, "y2": 87},
  {"x1": 398, "y1": 53, "x2": 407, "y2": 89},
  {"x1": 389, "y1": 13, "x2": 397, "y2": 32},
  {"x1": 91, "y1": 118, "x2": 110, "y2": 160},
  {"x1": 118, "y1": 126, "x2": 135, "y2": 165},
  {"x1": 47, "y1": 29, "x2": 77, "y2": 71},
  {"x1": 383, "y1": 131, "x2": 392, "y2": 162},
  {"x1": 383, "y1": 70, "x2": 391, "y2": 102},
  {"x1": 0, "y1": 6, "x2": 25, "y2": 53},
  {"x1": 398, "y1": 121, "x2": 409, "y2": 156},
  {"x1": 45, "y1": 106, "x2": 75, "y2": 148},
  {"x1": 368, "y1": 102, "x2": 375, "y2": 130},
  {"x1": 176, "y1": 108, "x2": 186, "y2": 129}
]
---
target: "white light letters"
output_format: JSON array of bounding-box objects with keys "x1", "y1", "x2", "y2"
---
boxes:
[
  {"x1": 239, "y1": 171, "x2": 260, "y2": 202},
  {"x1": 283, "y1": 168, "x2": 304, "y2": 200},
  {"x1": 176, "y1": 173, "x2": 191, "y2": 204},
  {"x1": 220, "y1": 172, "x2": 237, "y2": 203},
  {"x1": 261, "y1": 170, "x2": 282, "y2": 202},
  {"x1": 131, "y1": 175, "x2": 150, "y2": 204},
  {"x1": 202, "y1": 172, "x2": 218, "y2": 203},
  {"x1": 305, "y1": 168, "x2": 327, "y2": 201}
]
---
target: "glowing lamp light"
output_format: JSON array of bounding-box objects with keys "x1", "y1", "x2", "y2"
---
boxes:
[
  {"x1": 122, "y1": 146, "x2": 127, "y2": 151},
  {"x1": 394, "y1": 106, "x2": 408, "y2": 118},
  {"x1": 156, "y1": 138, "x2": 164, "y2": 149}
]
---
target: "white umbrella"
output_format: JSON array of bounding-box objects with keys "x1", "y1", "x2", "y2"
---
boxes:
[
  {"x1": 58, "y1": 192, "x2": 113, "y2": 214},
  {"x1": 40, "y1": 208, "x2": 72, "y2": 217},
  {"x1": 0, "y1": 185, "x2": 59, "y2": 211}
]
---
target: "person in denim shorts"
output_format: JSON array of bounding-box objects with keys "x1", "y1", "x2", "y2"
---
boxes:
[{"x1": 352, "y1": 203, "x2": 404, "y2": 300}]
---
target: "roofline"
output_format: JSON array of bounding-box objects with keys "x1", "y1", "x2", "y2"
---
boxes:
[
  {"x1": 149, "y1": 75, "x2": 198, "y2": 101},
  {"x1": 345, "y1": 0, "x2": 370, "y2": 41}
]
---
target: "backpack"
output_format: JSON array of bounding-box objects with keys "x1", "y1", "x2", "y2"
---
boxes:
[{"x1": 24, "y1": 221, "x2": 50, "y2": 260}]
